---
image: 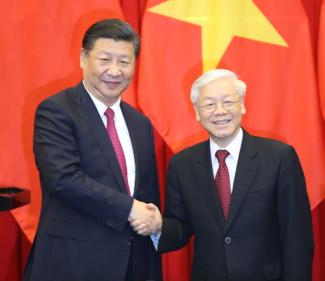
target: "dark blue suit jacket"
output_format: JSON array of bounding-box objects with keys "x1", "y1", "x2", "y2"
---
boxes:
[
  {"x1": 158, "y1": 130, "x2": 313, "y2": 281},
  {"x1": 24, "y1": 82, "x2": 162, "y2": 281}
]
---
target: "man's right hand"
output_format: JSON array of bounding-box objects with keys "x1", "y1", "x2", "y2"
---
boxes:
[{"x1": 128, "y1": 199, "x2": 162, "y2": 236}]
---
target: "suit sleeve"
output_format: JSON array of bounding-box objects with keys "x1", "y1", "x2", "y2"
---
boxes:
[
  {"x1": 158, "y1": 157, "x2": 193, "y2": 252},
  {"x1": 277, "y1": 146, "x2": 314, "y2": 281},
  {"x1": 34, "y1": 99, "x2": 133, "y2": 231}
]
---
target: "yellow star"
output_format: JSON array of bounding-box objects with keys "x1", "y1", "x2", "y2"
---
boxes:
[{"x1": 148, "y1": 0, "x2": 288, "y2": 71}]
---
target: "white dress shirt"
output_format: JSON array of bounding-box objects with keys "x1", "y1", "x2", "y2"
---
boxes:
[
  {"x1": 210, "y1": 128, "x2": 243, "y2": 192},
  {"x1": 84, "y1": 82, "x2": 136, "y2": 195}
]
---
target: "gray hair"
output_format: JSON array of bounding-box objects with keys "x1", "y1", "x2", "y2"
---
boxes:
[{"x1": 190, "y1": 69, "x2": 247, "y2": 105}]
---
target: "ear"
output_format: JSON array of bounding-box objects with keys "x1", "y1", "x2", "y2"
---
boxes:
[
  {"x1": 240, "y1": 102, "x2": 246, "y2": 115},
  {"x1": 194, "y1": 105, "x2": 201, "y2": 122},
  {"x1": 80, "y1": 48, "x2": 87, "y2": 69}
]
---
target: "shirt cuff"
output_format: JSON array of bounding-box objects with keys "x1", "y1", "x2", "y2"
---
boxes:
[{"x1": 150, "y1": 233, "x2": 161, "y2": 250}]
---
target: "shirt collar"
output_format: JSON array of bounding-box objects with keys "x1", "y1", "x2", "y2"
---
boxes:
[
  {"x1": 83, "y1": 81, "x2": 122, "y2": 117},
  {"x1": 210, "y1": 128, "x2": 243, "y2": 161}
]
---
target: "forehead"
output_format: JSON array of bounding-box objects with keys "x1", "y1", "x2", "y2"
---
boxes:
[
  {"x1": 91, "y1": 38, "x2": 135, "y2": 56},
  {"x1": 199, "y1": 77, "x2": 238, "y2": 99}
]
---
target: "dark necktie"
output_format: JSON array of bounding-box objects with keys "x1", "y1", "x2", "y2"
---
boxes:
[
  {"x1": 104, "y1": 108, "x2": 130, "y2": 195},
  {"x1": 215, "y1": 150, "x2": 231, "y2": 220}
]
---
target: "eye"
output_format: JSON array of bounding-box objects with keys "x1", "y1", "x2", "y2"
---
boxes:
[
  {"x1": 222, "y1": 99, "x2": 238, "y2": 108},
  {"x1": 204, "y1": 103, "x2": 214, "y2": 109},
  {"x1": 120, "y1": 60, "x2": 131, "y2": 65},
  {"x1": 223, "y1": 100, "x2": 233, "y2": 105},
  {"x1": 98, "y1": 57, "x2": 110, "y2": 63}
]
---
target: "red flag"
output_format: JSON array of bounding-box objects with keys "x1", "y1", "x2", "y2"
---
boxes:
[
  {"x1": 138, "y1": 1, "x2": 325, "y2": 280},
  {"x1": 139, "y1": 0, "x2": 325, "y2": 210},
  {"x1": 319, "y1": 0, "x2": 325, "y2": 121},
  {"x1": 0, "y1": 0, "x2": 124, "y2": 242}
]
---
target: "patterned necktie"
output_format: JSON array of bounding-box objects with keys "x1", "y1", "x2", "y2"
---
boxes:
[
  {"x1": 215, "y1": 150, "x2": 231, "y2": 220},
  {"x1": 104, "y1": 108, "x2": 130, "y2": 195}
]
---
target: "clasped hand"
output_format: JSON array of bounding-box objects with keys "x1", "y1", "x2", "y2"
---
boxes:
[{"x1": 128, "y1": 199, "x2": 162, "y2": 236}]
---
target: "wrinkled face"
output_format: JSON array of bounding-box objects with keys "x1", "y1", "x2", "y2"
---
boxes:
[
  {"x1": 80, "y1": 38, "x2": 135, "y2": 106},
  {"x1": 195, "y1": 77, "x2": 246, "y2": 147}
]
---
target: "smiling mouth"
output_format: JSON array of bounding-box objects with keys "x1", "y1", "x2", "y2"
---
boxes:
[
  {"x1": 213, "y1": 120, "x2": 230, "y2": 125},
  {"x1": 103, "y1": 81, "x2": 121, "y2": 87}
]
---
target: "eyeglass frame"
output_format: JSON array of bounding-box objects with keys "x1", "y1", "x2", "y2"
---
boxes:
[{"x1": 198, "y1": 98, "x2": 241, "y2": 113}]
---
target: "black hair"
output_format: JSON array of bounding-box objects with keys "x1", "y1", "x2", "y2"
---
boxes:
[{"x1": 82, "y1": 18, "x2": 140, "y2": 57}]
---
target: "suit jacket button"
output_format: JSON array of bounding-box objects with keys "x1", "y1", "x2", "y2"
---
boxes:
[{"x1": 225, "y1": 237, "x2": 232, "y2": 244}]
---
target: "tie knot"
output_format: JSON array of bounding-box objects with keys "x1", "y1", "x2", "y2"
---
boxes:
[
  {"x1": 215, "y1": 150, "x2": 229, "y2": 163},
  {"x1": 104, "y1": 108, "x2": 115, "y2": 120}
]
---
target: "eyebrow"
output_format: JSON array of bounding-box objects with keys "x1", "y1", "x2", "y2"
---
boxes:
[{"x1": 97, "y1": 51, "x2": 132, "y2": 59}]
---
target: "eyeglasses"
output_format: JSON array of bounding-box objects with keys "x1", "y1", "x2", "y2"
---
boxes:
[{"x1": 199, "y1": 99, "x2": 240, "y2": 113}]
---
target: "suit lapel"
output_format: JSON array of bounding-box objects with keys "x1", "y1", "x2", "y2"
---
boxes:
[
  {"x1": 225, "y1": 131, "x2": 259, "y2": 230},
  {"x1": 193, "y1": 141, "x2": 226, "y2": 231},
  {"x1": 72, "y1": 83, "x2": 126, "y2": 193}
]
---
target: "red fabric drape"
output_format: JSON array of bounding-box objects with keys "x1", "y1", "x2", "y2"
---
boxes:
[
  {"x1": 0, "y1": 213, "x2": 29, "y2": 281},
  {"x1": 318, "y1": 0, "x2": 325, "y2": 120}
]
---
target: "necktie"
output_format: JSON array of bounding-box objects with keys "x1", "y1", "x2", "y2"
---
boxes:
[
  {"x1": 215, "y1": 150, "x2": 231, "y2": 220},
  {"x1": 104, "y1": 108, "x2": 130, "y2": 195}
]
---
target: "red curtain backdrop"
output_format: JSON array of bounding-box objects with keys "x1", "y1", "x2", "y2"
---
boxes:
[
  {"x1": 0, "y1": 1, "x2": 324, "y2": 281},
  {"x1": 319, "y1": 0, "x2": 325, "y2": 120}
]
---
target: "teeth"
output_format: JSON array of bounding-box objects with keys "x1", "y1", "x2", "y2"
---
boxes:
[{"x1": 215, "y1": 120, "x2": 229, "y2": 124}]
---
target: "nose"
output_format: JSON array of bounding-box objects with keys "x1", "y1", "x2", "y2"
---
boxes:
[
  {"x1": 213, "y1": 102, "x2": 227, "y2": 114},
  {"x1": 107, "y1": 61, "x2": 121, "y2": 76}
]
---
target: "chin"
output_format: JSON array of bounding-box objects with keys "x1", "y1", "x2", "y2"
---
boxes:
[{"x1": 215, "y1": 130, "x2": 230, "y2": 138}]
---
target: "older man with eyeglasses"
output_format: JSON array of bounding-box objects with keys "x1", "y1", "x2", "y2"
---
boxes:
[{"x1": 131, "y1": 69, "x2": 314, "y2": 281}]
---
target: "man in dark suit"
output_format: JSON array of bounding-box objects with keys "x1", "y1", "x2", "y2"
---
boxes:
[
  {"x1": 133, "y1": 69, "x2": 314, "y2": 281},
  {"x1": 24, "y1": 19, "x2": 162, "y2": 281}
]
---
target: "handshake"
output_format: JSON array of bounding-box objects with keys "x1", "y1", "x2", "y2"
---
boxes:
[{"x1": 128, "y1": 199, "x2": 162, "y2": 236}]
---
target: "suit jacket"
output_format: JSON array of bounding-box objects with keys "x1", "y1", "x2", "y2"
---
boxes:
[
  {"x1": 24, "y1": 82, "x2": 162, "y2": 281},
  {"x1": 158, "y1": 130, "x2": 313, "y2": 281}
]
